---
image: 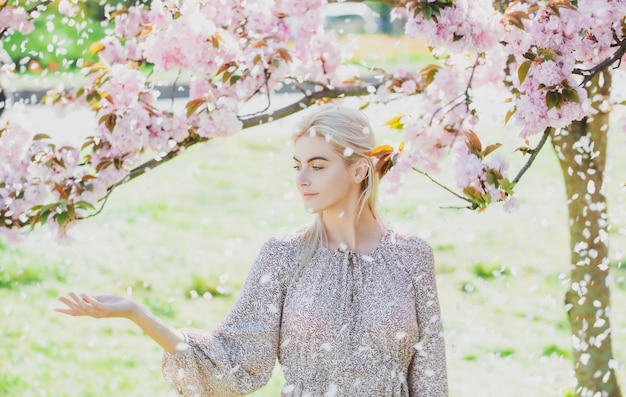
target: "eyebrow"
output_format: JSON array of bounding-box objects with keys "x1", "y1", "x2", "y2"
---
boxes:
[{"x1": 292, "y1": 156, "x2": 329, "y2": 163}]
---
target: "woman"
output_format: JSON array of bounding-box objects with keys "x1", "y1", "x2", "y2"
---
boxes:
[{"x1": 57, "y1": 105, "x2": 448, "y2": 396}]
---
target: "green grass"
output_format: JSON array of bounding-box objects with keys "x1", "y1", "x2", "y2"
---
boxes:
[
  {"x1": 3, "y1": 11, "x2": 107, "y2": 72},
  {"x1": 471, "y1": 262, "x2": 512, "y2": 280},
  {"x1": 0, "y1": 100, "x2": 625, "y2": 397}
]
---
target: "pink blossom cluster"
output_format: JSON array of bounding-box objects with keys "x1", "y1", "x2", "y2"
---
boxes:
[
  {"x1": 58, "y1": 0, "x2": 79, "y2": 18},
  {"x1": 386, "y1": 0, "x2": 625, "y2": 208},
  {"x1": 452, "y1": 142, "x2": 517, "y2": 211},
  {"x1": 384, "y1": 51, "x2": 517, "y2": 208},
  {"x1": 392, "y1": 57, "x2": 477, "y2": 172},
  {"x1": 3, "y1": 0, "x2": 350, "y2": 237},
  {"x1": 87, "y1": 0, "x2": 359, "y2": 159},
  {"x1": 0, "y1": 5, "x2": 34, "y2": 36},
  {"x1": 402, "y1": 0, "x2": 502, "y2": 53},
  {"x1": 3, "y1": 0, "x2": 626, "y2": 237},
  {"x1": 502, "y1": 1, "x2": 626, "y2": 137},
  {"x1": 80, "y1": 64, "x2": 188, "y2": 168},
  {"x1": 95, "y1": 0, "x2": 351, "y2": 136},
  {"x1": 574, "y1": 0, "x2": 626, "y2": 67},
  {"x1": 0, "y1": 120, "x2": 40, "y2": 240},
  {"x1": 0, "y1": 118, "x2": 104, "y2": 241},
  {"x1": 376, "y1": 68, "x2": 423, "y2": 100}
]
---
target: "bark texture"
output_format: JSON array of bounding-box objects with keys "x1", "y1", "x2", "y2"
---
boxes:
[{"x1": 551, "y1": 70, "x2": 622, "y2": 397}]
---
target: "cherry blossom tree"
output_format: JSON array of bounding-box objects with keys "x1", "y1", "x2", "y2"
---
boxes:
[{"x1": 1, "y1": 0, "x2": 625, "y2": 395}]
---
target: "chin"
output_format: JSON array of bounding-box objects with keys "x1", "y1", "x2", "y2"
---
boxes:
[{"x1": 304, "y1": 206, "x2": 321, "y2": 214}]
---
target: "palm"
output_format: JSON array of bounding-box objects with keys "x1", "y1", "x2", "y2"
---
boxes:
[{"x1": 56, "y1": 293, "x2": 135, "y2": 319}]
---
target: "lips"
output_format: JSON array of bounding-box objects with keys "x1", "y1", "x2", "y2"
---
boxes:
[{"x1": 302, "y1": 192, "x2": 318, "y2": 200}]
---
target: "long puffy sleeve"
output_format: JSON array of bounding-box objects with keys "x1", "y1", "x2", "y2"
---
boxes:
[
  {"x1": 162, "y1": 237, "x2": 293, "y2": 397},
  {"x1": 406, "y1": 238, "x2": 448, "y2": 397}
]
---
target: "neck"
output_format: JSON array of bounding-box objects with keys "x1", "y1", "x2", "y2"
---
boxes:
[{"x1": 321, "y1": 205, "x2": 382, "y2": 253}]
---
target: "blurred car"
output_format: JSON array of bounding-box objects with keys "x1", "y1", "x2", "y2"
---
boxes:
[{"x1": 323, "y1": 3, "x2": 380, "y2": 34}]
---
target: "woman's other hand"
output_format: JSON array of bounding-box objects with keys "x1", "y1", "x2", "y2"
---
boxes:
[{"x1": 56, "y1": 292, "x2": 137, "y2": 319}]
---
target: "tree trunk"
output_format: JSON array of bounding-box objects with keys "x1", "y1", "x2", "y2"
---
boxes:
[{"x1": 551, "y1": 70, "x2": 622, "y2": 397}]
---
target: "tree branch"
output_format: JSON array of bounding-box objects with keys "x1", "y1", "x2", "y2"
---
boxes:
[
  {"x1": 241, "y1": 84, "x2": 375, "y2": 128},
  {"x1": 573, "y1": 37, "x2": 626, "y2": 86},
  {"x1": 511, "y1": 126, "x2": 552, "y2": 184},
  {"x1": 412, "y1": 167, "x2": 479, "y2": 210},
  {"x1": 122, "y1": 83, "x2": 378, "y2": 185}
]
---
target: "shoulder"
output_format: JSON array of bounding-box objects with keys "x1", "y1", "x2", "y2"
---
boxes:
[
  {"x1": 257, "y1": 226, "x2": 308, "y2": 261},
  {"x1": 385, "y1": 229, "x2": 435, "y2": 276},
  {"x1": 388, "y1": 229, "x2": 434, "y2": 259}
]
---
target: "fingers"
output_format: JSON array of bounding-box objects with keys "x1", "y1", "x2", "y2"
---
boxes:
[
  {"x1": 55, "y1": 292, "x2": 100, "y2": 317},
  {"x1": 81, "y1": 294, "x2": 104, "y2": 310},
  {"x1": 55, "y1": 294, "x2": 81, "y2": 315}
]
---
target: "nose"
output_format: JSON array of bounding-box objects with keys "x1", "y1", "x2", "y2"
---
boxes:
[{"x1": 296, "y1": 169, "x2": 310, "y2": 187}]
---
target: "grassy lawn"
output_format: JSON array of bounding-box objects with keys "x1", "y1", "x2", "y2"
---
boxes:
[
  {"x1": 347, "y1": 34, "x2": 433, "y2": 72},
  {"x1": 1, "y1": 94, "x2": 625, "y2": 396},
  {"x1": 4, "y1": 33, "x2": 432, "y2": 93}
]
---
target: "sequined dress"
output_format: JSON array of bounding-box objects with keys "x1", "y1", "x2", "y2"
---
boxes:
[{"x1": 162, "y1": 228, "x2": 448, "y2": 396}]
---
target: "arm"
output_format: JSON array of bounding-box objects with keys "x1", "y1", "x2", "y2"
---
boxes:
[
  {"x1": 160, "y1": 237, "x2": 293, "y2": 396},
  {"x1": 57, "y1": 237, "x2": 294, "y2": 396},
  {"x1": 407, "y1": 240, "x2": 448, "y2": 397},
  {"x1": 56, "y1": 292, "x2": 187, "y2": 355}
]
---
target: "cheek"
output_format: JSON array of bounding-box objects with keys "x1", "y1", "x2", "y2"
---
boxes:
[{"x1": 323, "y1": 170, "x2": 351, "y2": 190}]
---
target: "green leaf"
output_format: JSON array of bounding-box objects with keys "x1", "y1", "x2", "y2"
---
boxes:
[
  {"x1": 98, "y1": 113, "x2": 116, "y2": 133},
  {"x1": 463, "y1": 186, "x2": 486, "y2": 206},
  {"x1": 453, "y1": 33, "x2": 464, "y2": 42},
  {"x1": 185, "y1": 98, "x2": 206, "y2": 118},
  {"x1": 38, "y1": 203, "x2": 57, "y2": 225},
  {"x1": 514, "y1": 146, "x2": 533, "y2": 156},
  {"x1": 499, "y1": 178, "x2": 516, "y2": 195},
  {"x1": 483, "y1": 143, "x2": 502, "y2": 157},
  {"x1": 523, "y1": 51, "x2": 536, "y2": 61},
  {"x1": 505, "y1": 106, "x2": 517, "y2": 125},
  {"x1": 95, "y1": 160, "x2": 112, "y2": 172},
  {"x1": 562, "y1": 87, "x2": 580, "y2": 103},
  {"x1": 229, "y1": 75, "x2": 241, "y2": 86},
  {"x1": 546, "y1": 91, "x2": 559, "y2": 109},
  {"x1": 67, "y1": 205, "x2": 76, "y2": 221},
  {"x1": 538, "y1": 48, "x2": 558, "y2": 61},
  {"x1": 518, "y1": 60, "x2": 531, "y2": 85},
  {"x1": 74, "y1": 201, "x2": 97, "y2": 211},
  {"x1": 81, "y1": 139, "x2": 95, "y2": 151},
  {"x1": 423, "y1": 4, "x2": 433, "y2": 20},
  {"x1": 56, "y1": 212, "x2": 68, "y2": 226},
  {"x1": 221, "y1": 70, "x2": 233, "y2": 84}
]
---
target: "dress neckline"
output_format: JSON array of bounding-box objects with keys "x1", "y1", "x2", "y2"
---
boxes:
[{"x1": 320, "y1": 226, "x2": 390, "y2": 258}]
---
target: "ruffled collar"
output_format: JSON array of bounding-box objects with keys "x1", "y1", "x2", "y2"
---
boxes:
[{"x1": 319, "y1": 226, "x2": 391, "y2": 259}]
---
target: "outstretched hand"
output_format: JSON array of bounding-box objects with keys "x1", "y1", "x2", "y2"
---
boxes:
[{"x1": 56, "y1": 292, "x2": 137, "y2": 319}]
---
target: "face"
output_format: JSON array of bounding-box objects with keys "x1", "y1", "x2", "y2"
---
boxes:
[{"x1": 293, "y1": 135, "x2": 362, "y2": 216}]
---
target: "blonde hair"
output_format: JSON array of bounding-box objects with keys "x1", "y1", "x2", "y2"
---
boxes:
[{"x1": 292, "y1": 105, "x2": 384, "y2": 272}]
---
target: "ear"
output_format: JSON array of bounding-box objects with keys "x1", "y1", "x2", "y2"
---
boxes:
[{"x1": 352, "y1": 158, "x2": 370, "y2": 183}]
